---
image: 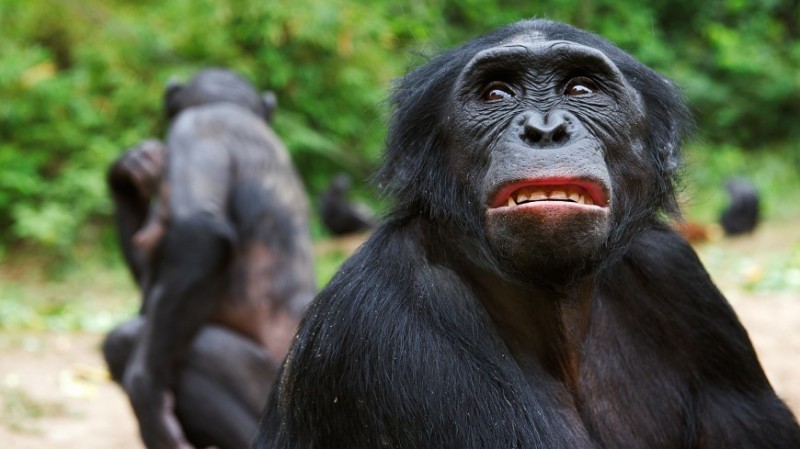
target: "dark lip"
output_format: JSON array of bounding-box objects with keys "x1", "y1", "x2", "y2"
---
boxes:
[{"x1": 488, "y1": 177, "x2": 611, "y2": 208}]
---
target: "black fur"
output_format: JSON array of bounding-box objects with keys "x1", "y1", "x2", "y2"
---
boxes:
[
  {"x1": 319, "y1": 173, "x2": 375, "y2": 235},
  {"x1": 720, "y1": 177, "x2": 760, "y2": 236},
  {"x1": 164, "y1": 68, "x2": 278, "y2": 123},
  {"x1": 253, "y1": 20, "x2": 799, "y2": 449}
]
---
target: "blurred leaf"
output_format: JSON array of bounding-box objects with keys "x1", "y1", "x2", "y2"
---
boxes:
[{"x1": 0, "y1": 0, "x2": 799, "y2": 260}]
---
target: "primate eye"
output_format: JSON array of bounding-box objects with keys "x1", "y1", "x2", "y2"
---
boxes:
[
  {"x1": 481, "y1": 82, "x2": 515, "y2": 101},
  {"x1": 564, "y1": 77, "x2": 598, "y2": 96}
]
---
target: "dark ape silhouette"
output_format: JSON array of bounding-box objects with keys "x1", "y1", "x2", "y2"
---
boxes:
[
  {"x1": 104, "y1": 69, "x2": 315, "y2": 449},
  {"x1": 319, "y1": 173, "x2": 375, "y2": 236},
  {"x1": 720, "y1": 177, "x2": 760, "y2": 236},
  {"x1": 252, "y1": 20, "x2": 799, "y2": 449}
]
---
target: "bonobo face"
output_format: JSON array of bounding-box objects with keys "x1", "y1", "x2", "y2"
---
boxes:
[
  {"x1": 450, "y1": 36, "x2": 646, "y2": 281},
  {"x1": 381, "y1": 20, "x2": 687, "y2": 285}
]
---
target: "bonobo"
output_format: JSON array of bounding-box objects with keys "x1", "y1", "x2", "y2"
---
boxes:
[
  {"x1": 720, "y1": 177, "x2": 760, "y2": 236},
  {"x1": 104, "y1": 68, "x2": 315, "y2": 449},
  {"x1": 252, "y1": 20, "x2": 800, "y2": 448},
  {"x1": 319, "y1": 172, "x2": 375, "y2": 236}
]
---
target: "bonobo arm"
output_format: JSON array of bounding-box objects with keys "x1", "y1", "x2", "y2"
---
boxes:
[
  {"x1": 108, "y1": 139, "x2": 165, "y2": 285},
  {"x1": 124, "y1": 214, "x2": 235, "y2": 449},
  {"x1": 123, "y1": 130, "x2": 236, "y2": 449}
]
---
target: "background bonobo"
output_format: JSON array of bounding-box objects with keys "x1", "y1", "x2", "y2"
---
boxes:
[
  {"x1": 104, "y1": 68, "x2": 315, "y2": 449},
  {"x1": 253, "y1": 20, "x2": 800, "y2": 449},
  {"x1": 720, "y1": 177, "x2": 761, "y2": 236},
  {"x1": 319, "y1": 172, "x2": 375, "y2": 236}
]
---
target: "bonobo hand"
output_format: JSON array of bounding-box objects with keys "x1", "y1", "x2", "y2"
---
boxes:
[
  {"x1": 123, "y1": 364, "x2": 195, "y2": 449},
  {"x1": 109, "y1": 139, "x2": 165, "y2": 201}
]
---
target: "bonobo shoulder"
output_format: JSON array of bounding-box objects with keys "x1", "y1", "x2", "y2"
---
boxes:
[
  {"x1": 325, "y1": 221, "x2": 435, "y2": 291},
  {"x1": 167, "y1": 102, "x2": 285, "y2": 163},
  {"x1": 624, "y1": 224, "x2": 706, "y2": 270},
  {"x1": 597, "y1": 223, "x2": 723, "y2": 304},
  {"x1": 169, "y1": 102, "x2": 269, "y2": 135},
  {"x1": 307, "y1": 220, "x2": 472, "y2": 326}
]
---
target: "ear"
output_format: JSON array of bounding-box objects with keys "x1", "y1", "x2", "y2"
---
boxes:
[
  {"x1": 261, "y1": 90, "x2": 278, "y2": 123},
  {"x1": 642, "y1": 75, "x2": 689, "y2": 178},
  {"x1": 663, "y1": 137, "x2": 680, "y2": 175},
  {"x1": 649, "y1": 79, "x2": 691, "y2": 216},
  {"x1": 163, "y1": 77, "x2": 184, "y2": 120},
  {"x1": 658, "y1": 100, "x2": 689, "y2": 178}
]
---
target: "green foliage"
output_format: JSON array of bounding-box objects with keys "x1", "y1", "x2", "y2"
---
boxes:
[
  {"x1": 1, "y1": 0, "x2": 799, "y2": 258},
  {"x1": 682, "y1": 142, "x2": 800, "y2": 223}
]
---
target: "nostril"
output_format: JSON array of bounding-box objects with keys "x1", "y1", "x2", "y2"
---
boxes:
[
  {"x1": 519, "y1": 111, "x2": 574, "y2": 147},
  {"x1": 552, "y1": 125, "x2": 568, "y2": 143}
]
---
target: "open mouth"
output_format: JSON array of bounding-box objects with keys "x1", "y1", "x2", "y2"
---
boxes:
[{"x1": 490, "y1": 179, "x2": 610, "y2": 209}]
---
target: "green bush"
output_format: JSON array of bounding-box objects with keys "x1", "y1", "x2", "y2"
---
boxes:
[{"x1": 1, "y1": 0, "x2": 799, "y2": 259}]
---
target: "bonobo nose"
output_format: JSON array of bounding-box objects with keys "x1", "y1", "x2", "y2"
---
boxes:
[{"x1": 519, "y1": 110, "x2": 577, "y2": 148}]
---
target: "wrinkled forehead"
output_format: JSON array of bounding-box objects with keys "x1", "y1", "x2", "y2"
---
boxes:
[
  {"x1": 463, "y1": 32, "x2": 621, "y2": 79},
  {"x1": 455, "y1": 28, "x2": 642, "y2": 110}
]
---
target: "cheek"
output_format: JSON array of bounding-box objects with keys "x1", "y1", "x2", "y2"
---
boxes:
[
  {"x1": 447, "y1": 142, "x2": 496, "y2": 200},
  {"x1": 449, "y1": 108, "x2": 516, "y2": 172}
]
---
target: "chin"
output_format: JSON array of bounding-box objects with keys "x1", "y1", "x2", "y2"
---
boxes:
[{"x1": 486, "y1": 201, "x2": 611, "y2": 285}]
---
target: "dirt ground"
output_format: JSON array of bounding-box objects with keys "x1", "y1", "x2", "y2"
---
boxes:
[{"x1": 1, "y1": 223, "x2": 798, "y2": 449}]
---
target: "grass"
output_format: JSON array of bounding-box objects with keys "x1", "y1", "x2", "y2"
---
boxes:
[
  {"x1": 0, "y1": 234, "x2": 363, "y2": 333},
  {"x1": 0, "y1": 246, "x2": 138, "y2": 333},
  {"x1": 0, "y1": 385, "x2": 69, "y2": 434},
  {"x1": 697, "y1": 226, "x2": 800, "y2": 294}
]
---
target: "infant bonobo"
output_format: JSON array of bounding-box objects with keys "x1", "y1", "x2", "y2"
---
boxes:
[
  {"x1": 104, "y1": 69, "x2": 315, "y2": 449},
  {"x1": 252, "y1": 20, "x2": 800, "y2": 449}
]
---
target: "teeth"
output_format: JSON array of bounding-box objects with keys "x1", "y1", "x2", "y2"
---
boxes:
[
  {"x1": 530, "y1": 190, "x2": 547, "y2": 201},
  {"x1": 505, "y1": 186, "x2": 598, "y2": 207}
]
